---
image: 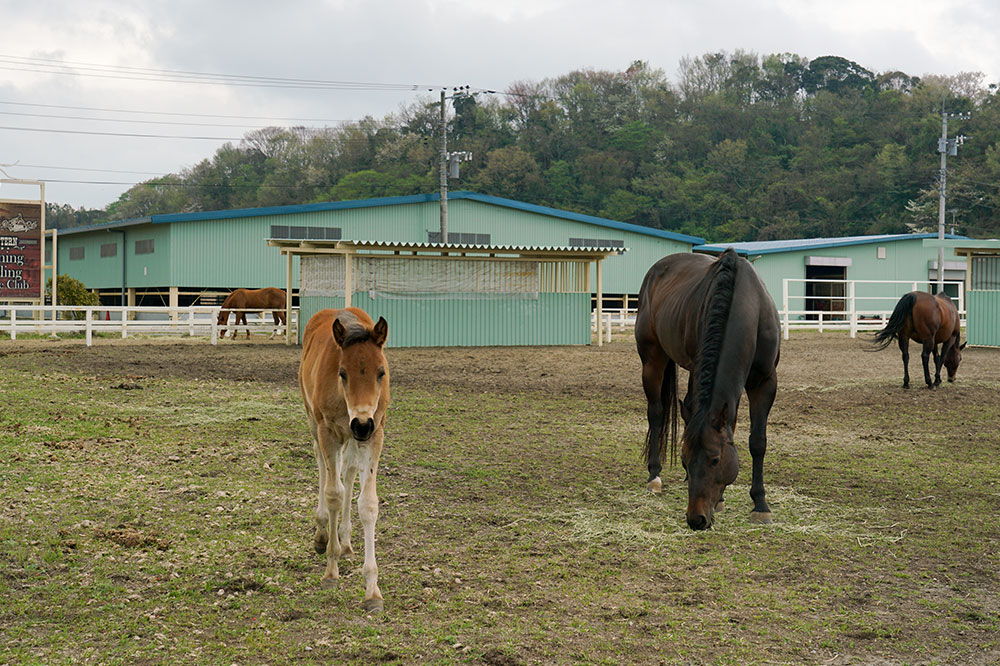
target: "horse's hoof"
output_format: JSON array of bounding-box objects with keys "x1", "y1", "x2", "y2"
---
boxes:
[
  {"x1": 715, "y1": 500, "x2": 725, "y2": 513},
  {"x1": 340, "y1": 544, "x2": 354, "y2": 558},
  {"x1": 646, "y1": 477, "x2": 662, "y2": 494},
  {"x1": 361, "y1": 598, "x2": 384, "y2": 614},
  {"x1": 749, "y1": 511, "x2": 773, "y2": 525},
  {"x1": 320, "y1": 577, "x2": 338, "y2": 589},
  {"x1": 313, "y1": 533, "x2": 328, "y2": 555}
]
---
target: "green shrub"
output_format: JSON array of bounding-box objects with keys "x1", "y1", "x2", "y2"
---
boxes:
[{"x1": 46, "y1": 274, "x2": 101, "y2": 320}]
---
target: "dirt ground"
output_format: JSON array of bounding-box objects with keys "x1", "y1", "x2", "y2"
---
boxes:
[
  {"x1": 5, "y1": 328, "x2": 999, "y2": 398},
  {"x1": 3, "y1": 330, "x2": 1000, "y2": 665}
]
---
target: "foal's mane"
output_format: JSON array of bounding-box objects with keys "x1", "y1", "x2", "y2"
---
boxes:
[
  {"x1": 336, "y1": 313, "x2": 374, "y2": 348},
  {"x1": 683, "y1": 248, "x2": 740, "y2": 452}
]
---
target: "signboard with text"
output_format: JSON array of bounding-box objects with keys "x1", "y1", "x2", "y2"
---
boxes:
[{"x1": 0, "y1": 200, "x2": 43, "y2": 300}]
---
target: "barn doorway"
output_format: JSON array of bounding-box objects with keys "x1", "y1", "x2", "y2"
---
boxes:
[{"x1": 805, "y1": 264, "x2": 846, "y2": 320}]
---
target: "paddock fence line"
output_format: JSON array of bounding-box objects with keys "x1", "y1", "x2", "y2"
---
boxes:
[
  {"x1": 591, "y1": 308, "x2": 637, "y2": 339},
  {"x1": 0, "y1": 305, "x2": 299, "y2": 347},
  {"x1": 780, "y1": 278, "x2": 966, "y2": 340}
]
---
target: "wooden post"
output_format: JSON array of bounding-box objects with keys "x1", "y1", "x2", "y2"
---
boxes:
[
  {"x1": 344, "y1": 252, "x2": 353, "y2": 308},
  {"x1": 285, "y1": 250, "x2": 294, "y2": 345},
  {"x1": 596, "y1": 258, "x2": 604, "y2": 347},
  {"x1": 169, "y1": 286, "x2": 179, "y2": 322}
]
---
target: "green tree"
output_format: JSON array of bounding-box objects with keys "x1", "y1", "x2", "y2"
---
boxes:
[{"x1": 46, "y1": 274, "x2": 100, "y2": 320}]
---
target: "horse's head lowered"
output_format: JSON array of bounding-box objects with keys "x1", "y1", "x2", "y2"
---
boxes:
[
  {"x1": 332, "y1": 315, "x2": 389, "y2": 442},
  {"x1": 945, "y1": 341, "x2": 966, "y2": 382},
  {"x1": 681, "y1": 402, "x2": 739, "y2": 530}
]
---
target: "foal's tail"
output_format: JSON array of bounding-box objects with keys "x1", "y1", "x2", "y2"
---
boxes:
[{"x1": 870, "y1": 292, "x2": 916, "y2": 350}]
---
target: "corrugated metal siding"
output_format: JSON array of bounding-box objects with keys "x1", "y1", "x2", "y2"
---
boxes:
[
  {"x1": 59, "y1": 198, "x2": 694, "y2": 293},
  {"x1": 299, "y1": 293, "x2": 590, "y2": 347},
  {"x1": 57, "y1": 222, "x2": 170, "y2": 290},
  {"x1": 967, "y1": 256, "x2": 1000, "y2": 347}
]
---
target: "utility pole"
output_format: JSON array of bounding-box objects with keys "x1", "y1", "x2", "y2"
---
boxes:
[
  {"x1": 439, "y1": 89, "x2": 447, "y2": 244},
  {"x1": 936, "y1": 102, "x2": 970, "y2": 294},
  {"x1": 436, "y1": 87, "x2": 476, "y2": 244}
]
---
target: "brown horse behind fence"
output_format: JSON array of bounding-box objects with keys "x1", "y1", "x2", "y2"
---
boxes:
[
  {"x1": 870, "y1": 291, "x2": 964, "y2": 389},
  {"x1": 299, "y1": 308, "x2": 390, "y2": 612},
  {"x1": 217, "y1": 287, "x2": 287, "y2": 339}
]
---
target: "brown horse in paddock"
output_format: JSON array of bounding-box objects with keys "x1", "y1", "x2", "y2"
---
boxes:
[
  {"x1": 299, "y1": 308, "x2": 389, "y2": 612},
  {"x1": 217, "y1": 287, "x2": 287, "y2": 339},
  {"x1": 635, "y1": 249, "x2": 780, "y2": 530},
  {"x1": 871, "y1": 291, "x2": 964, "y2": 389}
]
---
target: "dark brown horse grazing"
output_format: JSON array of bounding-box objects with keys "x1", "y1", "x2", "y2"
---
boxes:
[
  {"x1": 635, "y1": 249, "x2": 780, "y2": 530},
  {"x1": 871, "y1": 291, "x2": 964, "y2": 389},
  {"x1": 299, "y1": 308, "x2": 389, "y2": 612},
  {"x1": 217, "y1": 287, "x2": 287, "y2": 339}
]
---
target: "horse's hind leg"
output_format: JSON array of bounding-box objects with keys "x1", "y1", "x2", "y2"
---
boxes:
[
  {"x1": 898, "y1": 337, "x2": 910, "y2": 389},
  {"x1": 639, "y1": 345, "x2": 669, "y2": 494},
  {"x1": 920, "y1": 338, "x2": 935, "y2": 388},
  {"x1": 746, "y1": 373, "x2": 777, "y2": 524}
]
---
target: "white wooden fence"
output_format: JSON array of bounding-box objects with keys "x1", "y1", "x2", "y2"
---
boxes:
[
  {"x1": 588, "y1": 278, "x2": 967, "y2": 342},
  {"x1": 780, "y1": 278, "x2": 965, "y2": 340},
  {"x1": 0, "y1": 305, "x2": 298, "y2": 346}
]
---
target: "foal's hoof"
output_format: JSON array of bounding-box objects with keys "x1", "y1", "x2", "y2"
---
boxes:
[
  {"x1": 749, "y1": 511, "x2": 773, "y2": 525},
  {"x1": 320, "y1": 576, "x2": 338, "y2": 589},
  {"x1": 361, "y1": 598, "x2": 384, "y2": 614},
  {"x1": 340, "y1": 544, "x2": 354, "y2": 558},
  {"x1": 646, "y1": 477, "x2": 662, "y2": 494},
  {"x1": 313, "y1": 534, "x2": 328, "y2": 555}
]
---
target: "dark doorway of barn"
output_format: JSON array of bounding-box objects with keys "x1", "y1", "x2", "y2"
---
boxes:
[{"x1": 805, "y1": 265, "x2": 846, "y2": 320}]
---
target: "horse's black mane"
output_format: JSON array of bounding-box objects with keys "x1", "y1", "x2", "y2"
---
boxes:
[{"x1": 684, "y1": 248, "x2": 740, "y2": 449}]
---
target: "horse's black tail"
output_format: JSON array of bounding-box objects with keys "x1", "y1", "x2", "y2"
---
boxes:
[
  {"x1": 870, "y1": 292, "x2": 916, "y2": 350},
  {"x1": 642, "y1": 357, "x2": 678, "y2": 468}
]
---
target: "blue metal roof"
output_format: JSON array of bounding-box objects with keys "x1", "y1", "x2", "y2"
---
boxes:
[
  {"x1": 694, "y1": 233, "x2": 968, "y2": 256},
  {"x1": 57, "y1": 191, "x2": 705, "y2": 245}
]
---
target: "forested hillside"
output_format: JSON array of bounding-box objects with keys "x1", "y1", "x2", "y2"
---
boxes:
[{"x1": 48, "y1": 52, "x2": 1000, "y2": 241}]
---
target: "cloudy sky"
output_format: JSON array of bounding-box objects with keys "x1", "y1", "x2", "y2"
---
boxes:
[{"x1": 1, "y1": 0, "x2": 998, "y2": 210}]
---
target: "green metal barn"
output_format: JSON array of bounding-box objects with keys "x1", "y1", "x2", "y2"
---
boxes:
[
  {"x1": 52, "y1": 191, "x2": 703, "y2": 312},
  {"x1": 695, "y1": 233, "x2": 969, "y2": 322},
  {"x1": 268, "y1": 239, "x2": 623, "y2": 347},
  {"x1": 925, "y1": 239, "x2": 1000, "y2": 347}
]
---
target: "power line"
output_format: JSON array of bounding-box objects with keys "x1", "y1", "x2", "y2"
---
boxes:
[
  {"x1": 0, "y1": 99, "x2": 357, "y2": 123},
  {"x1": 0, "y1": 53, "x2": 442, "y2": 92},
  {"x1": 0, "y1": 109, "x2": 327, "y2": 130},
  {"x1": 0, "y1": 124, "x2": 241, "y2": 140},
  {"x1": 12, "y1": 163, "x2": 166, "y2": 176}
]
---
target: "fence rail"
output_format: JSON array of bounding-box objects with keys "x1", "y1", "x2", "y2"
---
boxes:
[
  {"x1": 780, "y1": 278, "x2": 965, "y2": 340},
  {"x1": 0, "y1": 305, "x2": 298, "y2": 346}
]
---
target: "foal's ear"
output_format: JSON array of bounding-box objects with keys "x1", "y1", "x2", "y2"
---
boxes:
[
  {"x1": 959, "y1": 341, "x2": 967, "y2": 350},
  {"x1": 679, "y1": 398, "x2": 692, "y2": 424},
  {"x1": 332, "y1": 317, "x2": 347, "y2": 347},
  {"x1": 712, "y1": 403, "x2": 730, "y2": 431},
  {"x1": 371, "y1": 317, "x2": 388, "y2": 347}
]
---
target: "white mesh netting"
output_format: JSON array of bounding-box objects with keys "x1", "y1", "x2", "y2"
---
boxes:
[{"x1": 300, "y1": 255, "x2": 541, "y2": 300}]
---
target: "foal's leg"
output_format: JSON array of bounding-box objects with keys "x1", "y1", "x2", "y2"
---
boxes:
[
  {"x1": 316, "y1": 431, "x2": 345, "y2": 586},
  {"x1": 638, "y1": 346, "x2": 669, "y2": 494},
  {"x1": 312, "y1": 429, "x2": 329, "y2": 555},
  {"x1": 746, "y1": 373, "x2": 777, "y2": 524},
  {"x1": 920, "y1": 338, "x2": 935, "y2": 388},
  {"x1": 339, "y1": 443, "x2": 359, "y2": 558},
  {"x1": 356, "y1": 434, "x2": 384, "y2": 612},
  {"x1": 898, "y1": 337, "x2": 910, "y2": 389}
]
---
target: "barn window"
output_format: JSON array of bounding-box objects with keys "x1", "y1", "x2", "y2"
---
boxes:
[
  {"x1": 569, "y1": 237, "x2": 625, "y2": 248},
  {"x1": 135, "y1": 239, "x2": 154, "y2": 255},
  {"x1": 101, "y1": 243, "x2": 118, "y2": 258},
  {"x1": 69, "y1": 246, "x2": 84, "y2": 260},
  {"x1": 427, "y1": 231, "x2": 490, "y2": 245},
  {"x1": 877, "y1": 246, "x2": 887, "y2": 259},
  {"x1": 270, "y1": 225, "x2": 340, "y2": 240}
]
